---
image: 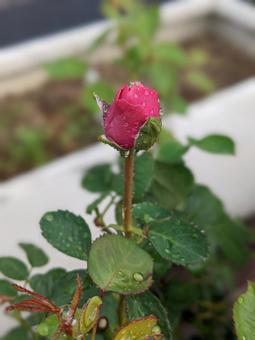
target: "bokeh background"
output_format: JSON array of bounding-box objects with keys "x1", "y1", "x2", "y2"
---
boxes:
[{"x1": 0, "y1": 0, "x2": 255, "y2": 338}]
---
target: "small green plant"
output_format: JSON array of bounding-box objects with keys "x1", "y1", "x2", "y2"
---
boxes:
[
  {"x1": 0, "y1": 82, "x2": 250, "y2": 339},
  {"x1": 46, "y1": 0, "x2": 213, "y2": 116}
]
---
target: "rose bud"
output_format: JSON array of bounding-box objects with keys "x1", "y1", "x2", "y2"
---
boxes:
[{"x1": 95, "y1": 82, "x2": 161, "y2": 151}]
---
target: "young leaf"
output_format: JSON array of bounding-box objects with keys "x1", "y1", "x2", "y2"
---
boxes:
[
  {"x1": 0, "y1": 279, "x2": 17, "y2": 297},
  {"x1": 188, "y1": 134, "x2": 235, "y2": 155},
  {"x1": 19, "y1": 243, "x2": 48, "y2": 268},
  {"x1": 126, "y1": 291, "x2": 172, "y2": 339},
  {"x1": 81, "y1": 163, "x2": 114, "y2": 193},
  {"x1": 148, "y1": 214, "x2": 208, "y2": 267},
  {"x1": 113, "y1": 316, "x2": 160, "y2": 340},
  {"x1": 0, "y1": 257, "x2": 29, "y2": 280},
  {"x1": 45, "y1": 57, "x2": 87, "y2": 80},
  {"x1": 40, "y1": 210, "x2": 91, "y2": 260},
  {"x1": 233, "y1": 282, "x2": 255, "y2": 340},
  {"x1": 157, "y1": 140, "x2": 189, "y2": 164},
  {"x1": 88, "y1": 235, "x2": 153, "y2": 294},
  {"x1": 79, "y1": 296, "x2": 103, "y2": 334},
  {"x1": 36, "y1": 314, "x2": 59, "y2": 337}
]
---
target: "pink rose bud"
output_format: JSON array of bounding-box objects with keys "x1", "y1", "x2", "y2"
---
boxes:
[{"x1": 96, "y1": 82, "x2": 161, "y2": 150}]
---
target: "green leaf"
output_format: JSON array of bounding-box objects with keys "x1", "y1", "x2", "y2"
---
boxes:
[
  {"x1": 188, "y1": 48, "x2": 209, "y2": 66},
  {"x1": 36, "y1": 314, "x2": 59, "y2": 337},
  {"x1": 82, "y1": 164, "x2": 114, "y2": 193},
  {"x1": 126, "y1": 291, "x2": 172, "y2": 339},
  {"x1": 88, "y1": 235, "x2": 153, "y2": 294},
  {"x1": 86, "y1": 193, "x2": 108, "y2": 214},
  {"x1": 157, "y1": 140, "x2": 189, "y2": 164},
  {"x1": 133, "y1": 152, "x2": 154, "y2": 202},
  {"x1": 100, "y1": 293, "x2": 119, "y2": 336},
  {"x1": 40, "y1": 210, "x2": 91, "y2": 260},
  {"x1": 51, "y1": 269, "x2": 98, "y2": 306},
  {"x1": 0, "y1": 257, "x2": 29, "y2": 280},
  {"x1": 210, "y1": 217, "x2": 250, "y2": 265},
  {"x1": 148, "y1": 63, "x2": 177, "y2": 97},
  {"x1": 188, "y1": 134, "x2": 235, "y2": 155},
  {"x1": 0, "y1": 279, "x2": 17, "y2": 297},
  {"x1": 82, "y1": 82, "x2": 114, "y2": 113},
  {"x1": 187, "y1": 71, "x2": 214, "y2": 93},
  {"x1": 30, "y1": 268, "x2": 66, "y2": 298},
  {"x1": 45, "y1": 57, "x2": 87, "y2": 80},
  {"x1": 164, "y1": 280, "x2": 200, "y2": 327},
  {"x1": 113, "y1": 316, "x2": 160, "y2": 340},
  {"x1": 152, "y1": 162, "x2": 194, "y2": 209},
  {"x1": 185, "y1": 185, "x2": 250, "y2": 264},
  {"x1": 185, "y1": 185, "x2": 224, "y2": 226},
  {"x1": 233, "y1": 282, "x2": 255, "y2": 340},
  {"x1": 2, "y1": 327, "x2": 29, "y2": 340},
  {"x1": 79, "y1": 296, "x2": 103, "y2": 334},
  {"x1": 148, "y1": 213, "x2": 208, "y2": 267},
  {"x1": 133, "y1": 202, "x2": 169, "y2": 226},
  {"x1": 170, "y1": 95, "x2": 188, "y2": 114},
  {"x1": 153, "y1": 42, "x2": 187, "y2": 66},
  {"x1": 19, "y1": 243, "x2": 48, "y2": 267}
]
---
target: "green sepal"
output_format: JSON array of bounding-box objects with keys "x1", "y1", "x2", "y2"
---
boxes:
[
  {"x1": 98, "y1": 135, "x2": 129, "y2": 157},
  {"x1": 135, "y1": 117, "x2": 162, "y2": 151}
]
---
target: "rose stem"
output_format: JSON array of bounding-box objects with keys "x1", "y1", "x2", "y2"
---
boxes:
[{"x1": 123, "y1": 149, "x2": 135, "y2": 237}]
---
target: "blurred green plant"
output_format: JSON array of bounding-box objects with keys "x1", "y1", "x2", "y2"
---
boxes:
[{"x1": 45, "y1": 0, "x2": 214, "y2": 115}]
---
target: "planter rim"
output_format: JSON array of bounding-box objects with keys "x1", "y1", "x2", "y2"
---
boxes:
[{"x1": 0, "y1": 0, "x2": 254, "y2": 79}]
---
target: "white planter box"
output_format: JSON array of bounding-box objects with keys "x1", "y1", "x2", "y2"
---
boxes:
[{"x1": 1, "y1": 0, "x2": 255, "y2": 334}]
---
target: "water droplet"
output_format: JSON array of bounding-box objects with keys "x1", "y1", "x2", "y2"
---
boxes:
[
  {"x1": 152, "y1": 325, "x2": 161, "y2": 335},
  {"x1": 145, "y1": 90, "x2": 149, "y2": 96},
  {"x1": 133, "y1": 272, "x2": 144, "y2": 282},
  {"x1": 142, "y1": 102, "x2": 146, "y2": 107},
  {"x1": 45, "y1": 214, "x2": 54, "y2": 222},
  {"x1": 98, "y1": 317, "x2": 108, "y2": 330},
  {"x1": 238, "y1": 297, "x2": 244, "y2": 304},
  {"x1": 165, "y1": 249, "x2": 170, "y2": 254}
]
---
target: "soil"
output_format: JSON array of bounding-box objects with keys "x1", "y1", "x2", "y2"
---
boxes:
[{"x1": 1, "y1": 33, "x2": 255, "y2": 181}]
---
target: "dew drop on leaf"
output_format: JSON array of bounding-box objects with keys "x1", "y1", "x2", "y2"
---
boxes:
[
  {"x1": 133, "y1": 272, "x2": 144, "y2": 283},
  {"x1": 45, "y1": 214, "x2": 54, "y2": 222}
]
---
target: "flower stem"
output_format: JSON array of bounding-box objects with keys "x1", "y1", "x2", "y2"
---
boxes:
[
  {"x1": 123, "y1": 150, "x2": 135, "y2": 237},
  {"x1": 91, "y1": 323, "x2": 97, "y2": 340}
]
